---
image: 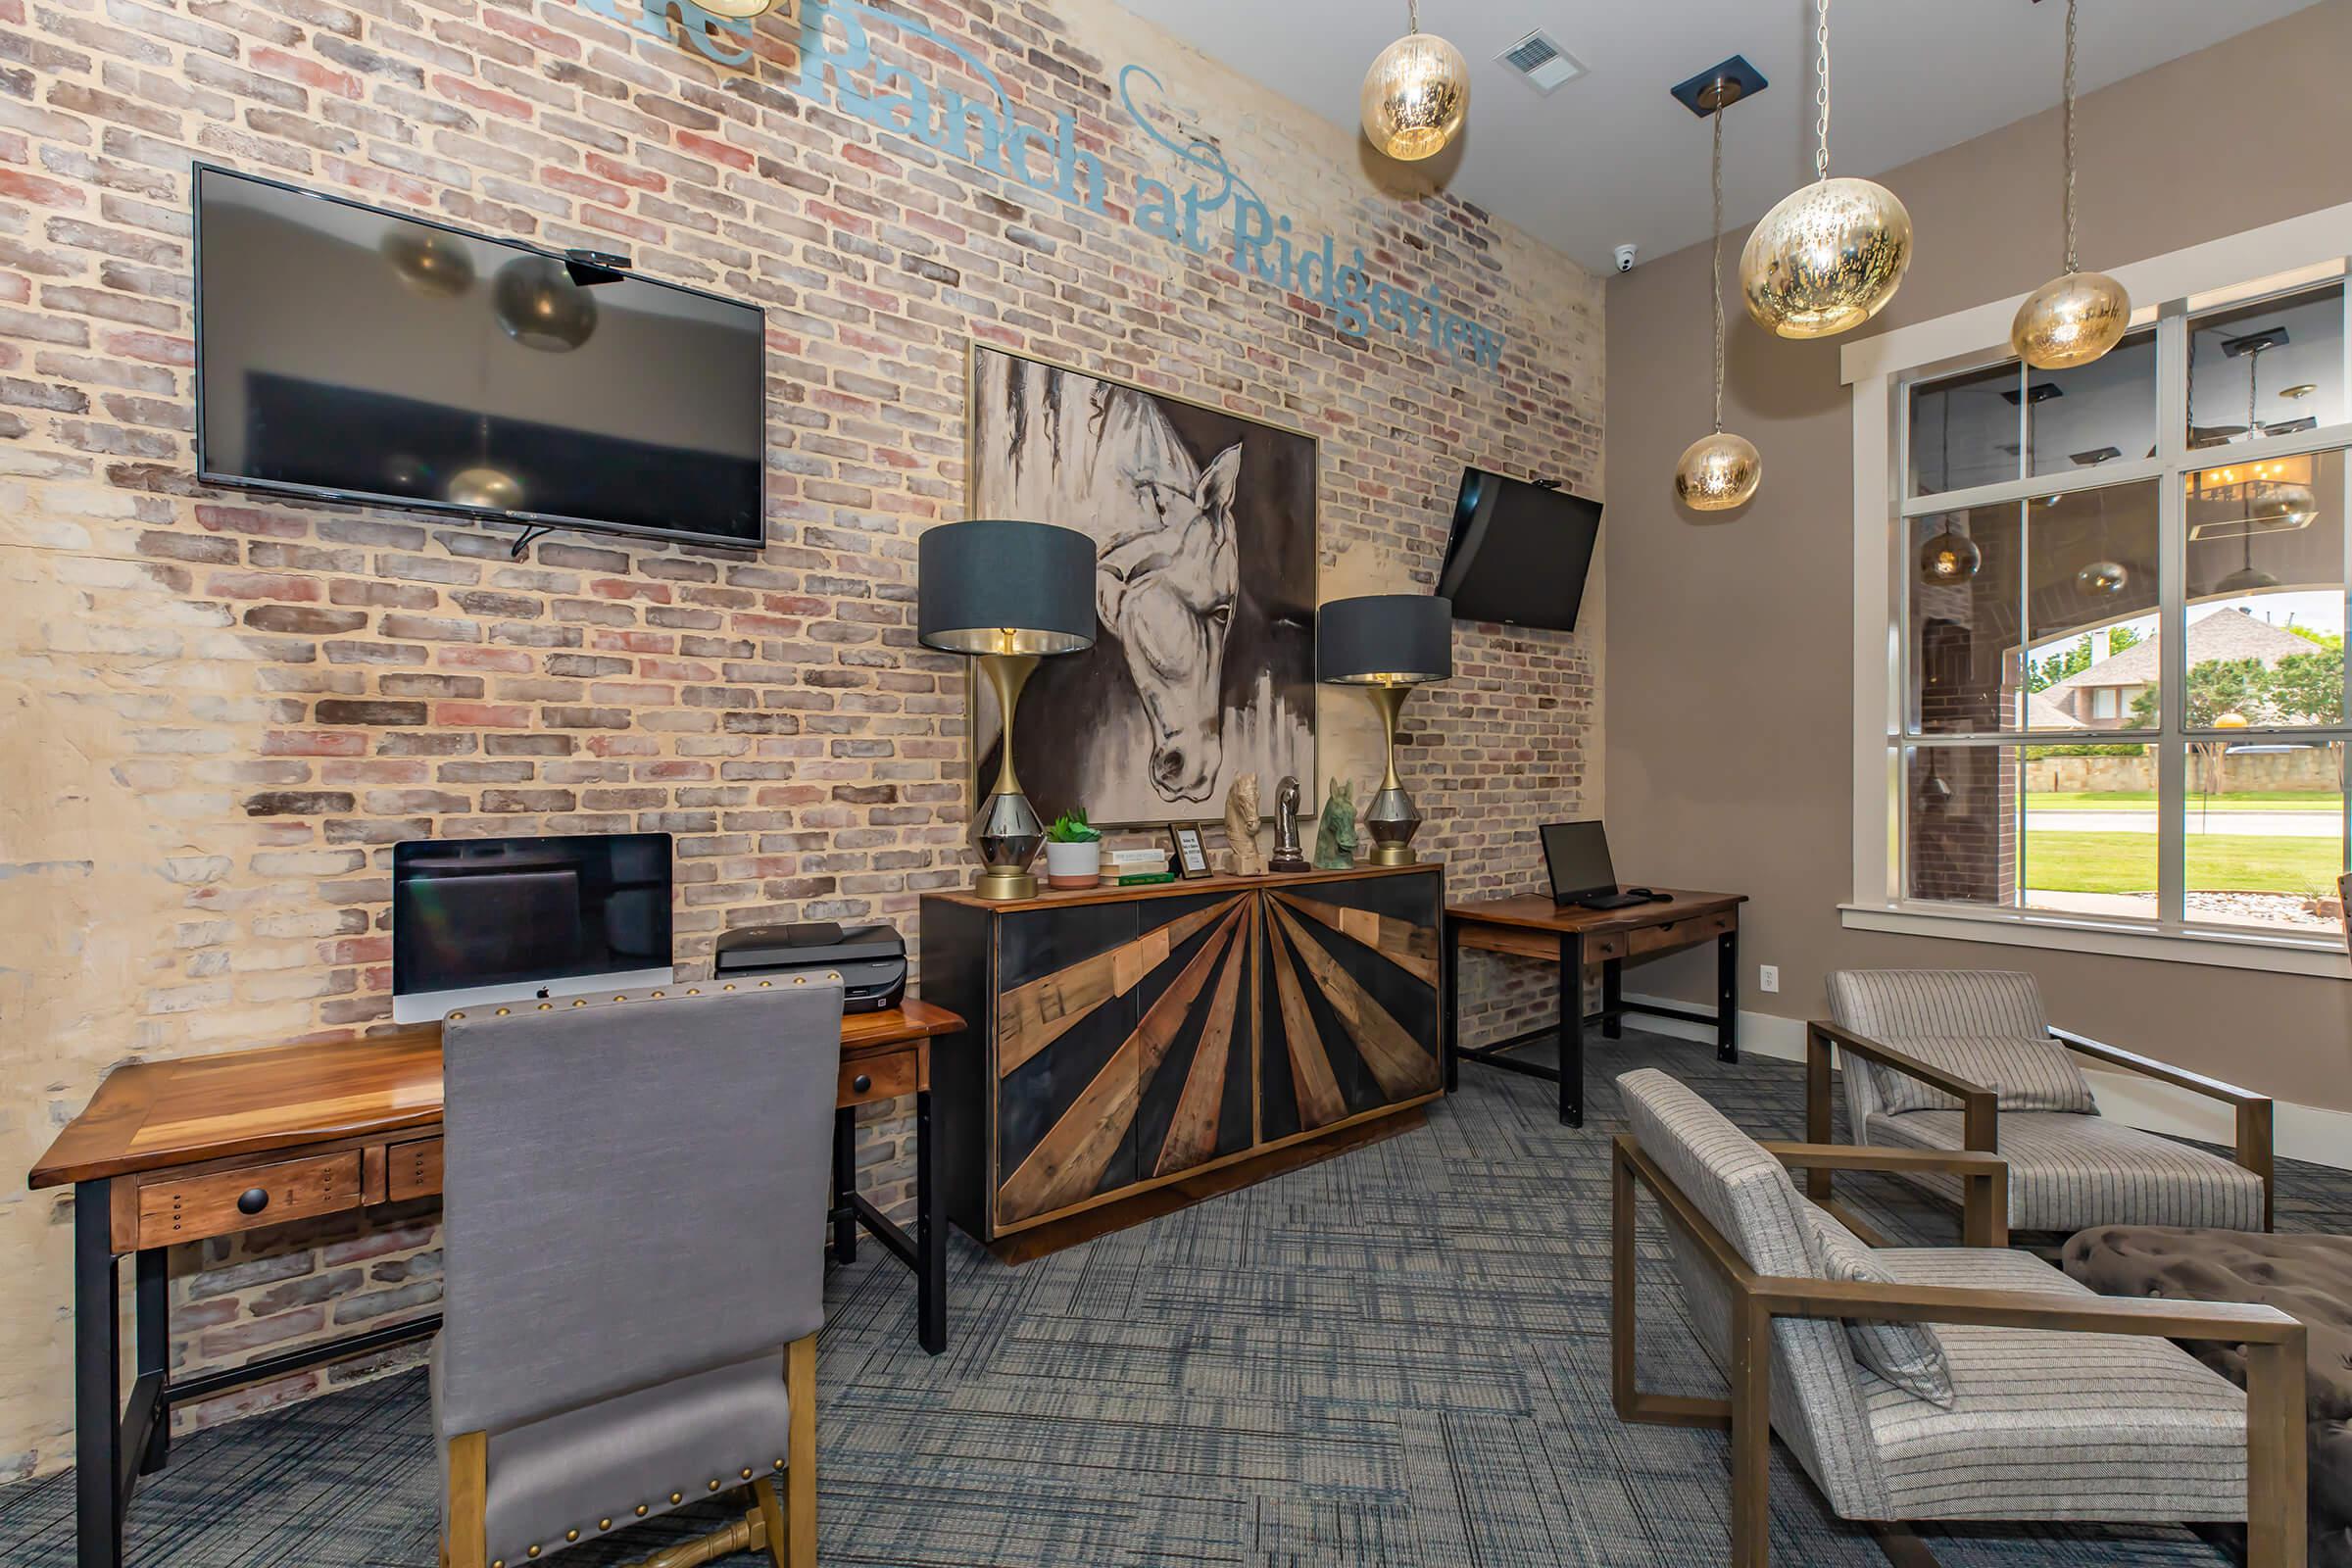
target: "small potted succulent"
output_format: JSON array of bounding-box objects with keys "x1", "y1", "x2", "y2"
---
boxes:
[{"x1": 1043, "y1": 808, "x2": 1103, "y2": 889}]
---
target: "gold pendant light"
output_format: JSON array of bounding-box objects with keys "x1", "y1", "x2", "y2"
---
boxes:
[
  {"x1": 1741, "y1": 0, "x2": 1911, "y2": 339},
  {"x1": 1677, "y1": 79, "x2": 1762, "y2": 511},
  {"x1": 1359, "y1": 0, "x2": 1469, "y2": 162},
  {"x1": 2012, "y1": 0, "x2": 2130, "y2": 369}
]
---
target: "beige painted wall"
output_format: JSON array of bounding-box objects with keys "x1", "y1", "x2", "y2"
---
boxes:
[{"x1": 1604, "y1": 1, "x2": 2352, "y2": 1111}]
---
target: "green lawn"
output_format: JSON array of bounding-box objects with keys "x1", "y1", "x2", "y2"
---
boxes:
[
  {"x1": 2026, "y1": 790, "x2": 2339, "y2": 811},
  {"x1": 2025, "y1": 830, "x2": 2343, "y2": 895}
]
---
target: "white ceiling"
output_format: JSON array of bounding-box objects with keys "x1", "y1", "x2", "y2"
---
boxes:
[{"x1": 1113, "y1": 0, "x2": 2328, "y2": 273}]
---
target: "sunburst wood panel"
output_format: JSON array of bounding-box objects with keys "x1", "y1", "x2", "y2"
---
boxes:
[
  {"x1": 1260, "y1": 869, "x2": 1442, "y2": 1140},
  {"x1": 996, "y1": 894, "x2": 1250, "y2": 1225}
]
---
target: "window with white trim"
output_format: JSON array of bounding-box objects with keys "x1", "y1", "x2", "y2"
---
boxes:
[{"x1": 1866, "y1": 257, "x2": 2350, "y2": 960}]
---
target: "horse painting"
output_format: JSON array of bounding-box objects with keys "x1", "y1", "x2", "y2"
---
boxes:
[{"x1": 967, "y1": 349, "x2": 1316, "y2": 826}]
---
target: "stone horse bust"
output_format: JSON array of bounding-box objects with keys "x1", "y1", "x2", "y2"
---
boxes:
[{"x1": 1312, "y1": 778, "x2": 1357, "y2": 869}]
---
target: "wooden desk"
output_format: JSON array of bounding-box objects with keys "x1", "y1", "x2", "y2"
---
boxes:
[
  {"x1": 1444, "y1": 891, "x2": 1746, "y2": 1126},
  {"x1": 27, "y1": 1001, "x2": 963, "y2": 1568}
]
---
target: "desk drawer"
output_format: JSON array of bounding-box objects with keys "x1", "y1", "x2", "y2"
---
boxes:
[
  {"x1": 840, "y1": 1046, "x2": 918, "y2": 1107},
  {"x1": 138, "y1": 1151, "x2": 364, "y2": 1247},
  {"x1": 1628, "y1": 910, "x2": 1735, "y2": 957},
  {"x1": 386, "y1": 1137, "x2": 442, "y2": 1201}
]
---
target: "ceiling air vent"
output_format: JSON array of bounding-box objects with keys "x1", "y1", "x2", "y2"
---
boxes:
[{"x1": 1498, "y1": 30, "x2": 1586, "y2": 94}]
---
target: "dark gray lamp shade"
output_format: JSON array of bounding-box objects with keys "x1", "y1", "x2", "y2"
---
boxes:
[
  {"x1": 1317, "y1": 594, "x2": 1453, "y2": 684},
  {"x1": 917, "y1": 519, "x2": 1098, "y2": 656}
]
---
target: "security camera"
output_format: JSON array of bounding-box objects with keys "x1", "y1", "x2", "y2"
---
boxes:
[{"x1": 1613, "y1": 244, "x2": 1639, "y2": 272}]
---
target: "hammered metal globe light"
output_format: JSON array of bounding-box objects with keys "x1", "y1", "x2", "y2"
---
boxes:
[
  {"x1": 1919, "y1": 526, "x2": 1981, "y2": 585},
  {"x1": 1741, "y1": 0, "x2": 1911, "y2": 339},
  {"x1": 1675, "y1": 78, "x2": 1761, "y2": 512},
  {"x1": 2075, "y1": 559, "x2": 2129, "y2": 598},
  {"x1": 1676, "y1": 431, "x2": 1763, "y2": 510},
  {"x1": 1359, "y1": 1, "x2": 1469, "y2": 162},
  {"x1": 2011, "y1": 0, "x2": 2131, "y2": 369},
  {"x1": 492, "y1": 254, "x2": 597, "y2": 353},
  {"x1": 381, "y1": 227, "x2": 474, "y2": 298},
  {"x1": 447, "y1": 466, "x2": 522, "y2": 510}
]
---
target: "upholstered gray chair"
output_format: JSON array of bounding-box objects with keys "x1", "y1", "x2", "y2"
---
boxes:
[
  {"x1": 1611, "y1": 1068, "x2": 2307, "y2": 1568},
  {"x1": 435, "y1": 977, "x2": 844, "y2": 1568},
  {"x1": 1809, "y1": 969, "x2": 2272, "y2": 1238}
]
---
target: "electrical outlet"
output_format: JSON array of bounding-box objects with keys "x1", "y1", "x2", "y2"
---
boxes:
[{"x1": 1758, "y1": 964, "x2": 1780, "y2": 994}]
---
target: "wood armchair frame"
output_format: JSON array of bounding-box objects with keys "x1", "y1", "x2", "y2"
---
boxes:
[
  {"x1": 440, "y1": 1333, "x2": 818, "y2": 1568},
  {"x1": 1610, "y1": 1135, "x2": 2308, "y2": 1568},
  {"x1": 1804, "y1": 1019, "x2": 2276, "y2": 1235}
]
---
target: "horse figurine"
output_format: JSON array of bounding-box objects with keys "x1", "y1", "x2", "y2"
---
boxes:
[
  {"x1": 1223, "y1": 773, "x2": 1263, "y2": 876},
  {"x1": 1312, "y1": 778, "x2": 1357, "y2": 869}
]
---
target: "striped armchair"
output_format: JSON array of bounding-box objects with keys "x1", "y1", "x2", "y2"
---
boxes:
[
  {"x1": 1612, "y1": 1069, "x2": 2307, "y2": 1567},
  {"x1": 1809, "y1": 970, "x2": 2271, "y2": 1239}
]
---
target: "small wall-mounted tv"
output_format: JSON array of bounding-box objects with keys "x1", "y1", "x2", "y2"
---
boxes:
[
  {"x1": 1439, "y1": 467, "x2": 1601, "y2": 632},
  {"x1": 193, "y1": 164, "x2": 766, "y2": 551}
]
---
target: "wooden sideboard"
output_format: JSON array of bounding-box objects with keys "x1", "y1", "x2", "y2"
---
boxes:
[{"x1": 919, "y1": 863, "x2": 1445, "y2": 1243}]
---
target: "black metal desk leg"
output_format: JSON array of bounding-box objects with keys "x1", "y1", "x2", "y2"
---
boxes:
[
  {"x1": 135, "y1": 1248, "x2": 169, "y2": 1474},
  {"x1": 1601, "y1": 956, "x2": 1623, "y2": 1041},
  {"x1": 1716, "y1": 927, "x2": 1740, "y2": 1062},
  {"x1": 916, "y1": 1088, "x2": 945, "y2": 1355},
  {"x1": 75, "y1": 1180, "x2": 122, "y2": 1568},
  {"x1": 1558, "y1": 932, "x2": 1585, "y2": 1127},
  {"x1": 1442, "y1": 912, "x2": 1459, "y2": 1093},
  {"x1": 830, "y1": 1105, "x2": 857, "y2": 1264}
]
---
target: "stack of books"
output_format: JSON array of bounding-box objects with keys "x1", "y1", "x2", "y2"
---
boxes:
[{"x1": 1106, "y1": 847, "x2": 1174, "y2": 886}]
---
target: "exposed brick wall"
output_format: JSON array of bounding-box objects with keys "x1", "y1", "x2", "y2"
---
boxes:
[{"x1": 0, "y1": 0, "x2": 1602, "y2": 1477}]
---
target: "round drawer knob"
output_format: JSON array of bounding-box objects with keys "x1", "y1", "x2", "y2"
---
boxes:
[
  {"x1": 236, "y1": 1188, "x2": 270, "y2": 1215},
  {"x1": 852, "y1": 1074, "x2": 872, "y2": 1094}
]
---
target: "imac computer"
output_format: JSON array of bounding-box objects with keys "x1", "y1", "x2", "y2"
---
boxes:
[{"x1": 391, "y1": 831, "x2": 673, "y2": 1023}]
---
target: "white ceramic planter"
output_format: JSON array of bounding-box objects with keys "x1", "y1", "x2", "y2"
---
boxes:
[{"x1": 1044, "y1": 839, "x2": 1102, "y2": 889}]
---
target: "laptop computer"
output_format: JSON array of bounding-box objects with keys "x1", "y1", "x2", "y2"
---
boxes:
[{"x1": 1539, "y1": 821, "x2": 1665, "y2": 910}]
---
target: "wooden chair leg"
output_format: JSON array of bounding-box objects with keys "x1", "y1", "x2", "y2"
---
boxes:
[
  {"x1": 1804, "y1": 1029, "x2": 1835, "y2": 1204},
  {"x1": 445, "y1": 1431, "x2": 488, "y2": 1568},
  {"x1": 755, "y1": 1477, "x2": 788, "y2": 1568},
  {"x1": 2243, "y1": 1333, "x2": 2308, "y2": 1568},
  {"x1": 1611, "y1": 1139, "x2": 1637, "y2": 1420},
  {"x1": 1728, "y1": 1292, "x2": 1771, "y2": 1568},
  {"x1": 784, "y1": 1332, "x2": 818, "y2": 1568}
]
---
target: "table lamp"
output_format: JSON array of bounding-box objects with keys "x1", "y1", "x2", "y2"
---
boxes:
[
  {"x1": 1316, "y1": 593, "x2": 1452, "y2": 866},
  {"x1": 919, "y1": 519, "x2": 1098, "y2": 900}
]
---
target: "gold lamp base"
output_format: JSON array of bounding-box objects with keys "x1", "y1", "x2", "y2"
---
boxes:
[
  {"x1": 974, "y1": 866, "x2": 1038, "y2": 901},
  {"x1": 1368, "y1": 841, "x2": 1418, "y2": 867}
]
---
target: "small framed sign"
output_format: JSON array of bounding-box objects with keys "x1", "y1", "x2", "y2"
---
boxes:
[{"x1": 1167, "y1": 823, "x2": 1212, "y2": 879}]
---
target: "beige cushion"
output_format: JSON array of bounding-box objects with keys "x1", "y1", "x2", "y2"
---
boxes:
[
  {"x1": 1867, "y1": 1108, "x2": 2267, "y2": 1233},
  {"x1": 1804, "y1": 1207, "x2": 1953, "y2": 1407},
  {"x1": 1860, "y1": 1248, "x2": 2249, "y2": 1523},
  {"x1": 1869, "y1": 1034, "x2": 2097, "y2": 1116}
]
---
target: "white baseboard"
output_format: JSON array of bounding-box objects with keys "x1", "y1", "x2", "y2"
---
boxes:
[{"x1": 1618, "y1": 991, "x2": 2352, "y2": 1173}]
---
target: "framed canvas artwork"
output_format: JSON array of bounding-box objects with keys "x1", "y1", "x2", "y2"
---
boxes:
[{"x1": 965, "y1": 346, "x2": 1317, "y2": 826}]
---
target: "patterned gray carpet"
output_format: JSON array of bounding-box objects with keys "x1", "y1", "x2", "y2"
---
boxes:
[{"x1": 5, "y1": 1030, "x2": 2346, "y2": 1567}]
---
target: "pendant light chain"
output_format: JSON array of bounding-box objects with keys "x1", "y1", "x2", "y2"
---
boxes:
[
  {"x1": 1406, "y1": 0, "x2": 1418, "y2": 33},
  {"x1": 2061, "y1": 0, "x2": 2080, "y2": 273},
  {"x1": 1710, "y1": 102, "x2": 1726, "y2": 434},
  {"x1": 1813, "y1": 0, "x2": 1832, "y2": 182}
]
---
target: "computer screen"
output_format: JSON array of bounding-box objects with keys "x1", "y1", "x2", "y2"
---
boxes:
[
  {"x1": 391, "y1": 832, "x2": 673, "y2": 1021},
  {"x1": 1540, "y1": 821, "x2": 1618, "y2": 905}
]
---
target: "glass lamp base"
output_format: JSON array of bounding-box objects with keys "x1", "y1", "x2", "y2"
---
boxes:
[
  {"x1": 1364, "y1": 783, "x2": 1421, "y2": 866},
  {"x1": 972, "y1": 787, "x2": 1045, "y2": 902}
]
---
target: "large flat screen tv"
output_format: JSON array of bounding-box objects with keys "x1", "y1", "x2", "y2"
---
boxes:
[
  {"x1": 1439, "y1": 467, "x2": 1600, "y2": 632},
  {"x1": 193, "y1": 164, "x2": 765, "y2": 550},
  {"x1": 391, "y1": 831, "x2": 673, "y2": 1022}
]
